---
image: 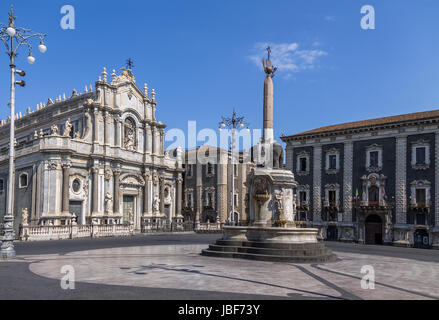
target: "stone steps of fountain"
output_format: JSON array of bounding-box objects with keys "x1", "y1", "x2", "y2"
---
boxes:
[
  {"x1": 201, "y1": 240, "x2": 338, "y2": 263},
  {"x1": 216, "y1": 239, "x2": 327, "y2": 250},
  {"x1": 207, "y1": 244, "x2": 330, "y2": 257},
  {"x1": 201, "y1": 248, "x2": 337, "y2": 264}
]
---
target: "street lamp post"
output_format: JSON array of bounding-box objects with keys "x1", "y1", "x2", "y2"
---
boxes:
[
  {"x1": 0, "y1": 6, "x2": 47, "y2": 259},
  {"x1": 219, "y1": 111, "x2": 249, "y2": 226}
]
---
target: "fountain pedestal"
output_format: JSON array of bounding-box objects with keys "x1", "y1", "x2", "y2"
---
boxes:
[{"x1": 202, "y1": 166, "x2": 337, "y2": 263}]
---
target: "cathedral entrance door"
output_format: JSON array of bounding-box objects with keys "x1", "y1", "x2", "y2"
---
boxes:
[
  {"x1": 365, "y1": 214, "x2": 383, "y2": 245},
  {"x1": 69, "y1": 201, "x2": 83, "y2": 224},
  {"x1": 123, "y1": 195, "x2": 135, "y2": 225}
]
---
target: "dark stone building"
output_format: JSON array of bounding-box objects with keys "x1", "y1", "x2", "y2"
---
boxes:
[
  {"x1": 282, "y1": 110, "x2": 439, "y2": 249},
  {"x1": 182, "y1": 147, "x2": 248, "y2": 226}
]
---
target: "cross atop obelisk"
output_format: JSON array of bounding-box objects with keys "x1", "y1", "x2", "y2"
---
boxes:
[{"x1": 262, "y1": 47, "x2": 277, "y2": 142}]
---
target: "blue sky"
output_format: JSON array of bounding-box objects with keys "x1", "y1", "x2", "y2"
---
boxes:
[{"x1": 1, "y1": 0, "x2": 439, "y2": 149}]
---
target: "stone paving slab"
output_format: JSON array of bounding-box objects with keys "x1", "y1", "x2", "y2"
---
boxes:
[{"x1": 17, "y1": 244, "x2": 439, "y2": 300}]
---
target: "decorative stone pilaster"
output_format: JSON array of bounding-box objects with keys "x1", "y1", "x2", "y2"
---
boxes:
[
  {"x1": 61, "y1": 162, "x2": 72, "y2": 215},
  {"x1": 394, "y1": 135, "x2": 410, "y2": 247},
  {"x1": 104, "y1": 111, "x2": 111, "y2": 146},
  {"x1": 312, "y1": 145, "x2": 322, "y2": 224},
  {"x1": 115, "y1": 115, "x2": 122, "y2": 148},
  {"x1": 342, "y1": 141, "x2": 353, "y2": 222},
  {"x1": 92, "y1": 166, "x2": 100, "y2": 215},
  {"x1": 340, "y1": 141, "x2": 355, "y2": 241},
  {"x1": 151, "y1": 126, "x2": 156, "y2": 155},
  {"x1": 160, "y1": 129, "x2": 165, "y2": 157},
  {"x1": 93, "y1": 107, "x2": 99, "y2": 144},
  {"x1": 433, "y1": 132, "x2": 439, "y2": 249},
  {"x1": 217, "y1": 151, "x2": 228, "y2": 224},
  {"x1": 176, "y1": 174, "x2": 183, "y2": 218},
  {"x1": 143, "y1": 171, "x2": 150, "y2": 215},
  {"x1": 286, "y1": 145, "x2": 294, "y2": 172},
  {"x1": 113, "y1": 168, "x2": 121, "y2": 214},
  {"x1": 159, "y1": 176, "x2": 165, "y2": 215}
]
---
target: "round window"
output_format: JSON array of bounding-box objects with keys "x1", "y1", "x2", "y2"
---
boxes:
[{"x1": 72, "y1": 179, "x2": 81, "y2": 193}]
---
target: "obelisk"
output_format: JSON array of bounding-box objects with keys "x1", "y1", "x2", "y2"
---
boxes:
[{"x1": 262, "y1": 47, "x2": 277, "y2": 143}]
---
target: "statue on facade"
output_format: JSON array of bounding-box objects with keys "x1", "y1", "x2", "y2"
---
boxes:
[
  {"x1": 63, "y1": 120, "x2": 73, "y2": 137},
  {"x1": 129, "y1": 210, "x2": 134, "y2": 224},
  {"x1": 124, "y1": 128, "x2": 135, "y2": 151},
  {"x1": 51, "y1": 124, "x2": 59, "y2": 136},
  {"x1": 81, "y1": 112, "x2": 92, "y2": 140},
  {"x1": 21, "y1": 208, "x2": 29, "y2": 226},
  {"x1": 105, "y1": 192, "x2": 113, "y2": 214},
  {"x1": 153, "y1": 196, "x2": 160, "y2": 213}
]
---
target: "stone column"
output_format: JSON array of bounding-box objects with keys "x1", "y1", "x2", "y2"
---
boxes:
[
  {"x1": 161, "y1": 129, "x2": 165, "y2": 156},
  {"x1": 240, "y1": 163, "x2": 247, "y2": 223},
  {"x1": 196, "y1": 161, "x2": 203, "y2": 227},
  {"x1": 263, "y1": 73, "x2": 274, "y2": 142},
  {"x1": 143, "y1": 171, "x2": 150, "y2": 215},
  {"x1": 160, "y1": 176, "x2": 165, "y2": 215},
  {"x1": 104, "y1": 111, "x2": 111, "y2": 146},
  {"x1": 115, "y1": 116, "x2": 122, "y2": 148},
  {"x1": 62, "y1": 163, "x2": 71, "y2": 215},
  {"x1": 176, "y1": 174, "x2": 183, "y2": 217},
  {"x1": 151, "y1": 126, "x2": 156, "y2": 155},
  {"x1": 145, "y1": 125, "x2": 150, "y2": 154},
  {"x1": 92, "y1": 166, "x2": 99, "y2": 215},
  {"x1": 394, "y1": 135, "x2": 410, "y2": 246},
  {"x1": 93, "y1": 108, "x2": 99, "y2": 144},
  {"x1": 113, "y1": 169, "x2": 121, "y2": 215},
  {"x1": 313, "y1": 145, "x2": 322, "y2": 223}
]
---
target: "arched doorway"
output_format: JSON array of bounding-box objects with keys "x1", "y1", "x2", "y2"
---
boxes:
[
  {"x1": 327, "y1": 226, "x2": 338, "y2": 241},
  {"x1": 414, "y1": 229, "x2": 429, "y2": 248},
  {"x1": 365, "y1": 214, "x2": 383, "y2": 245}
]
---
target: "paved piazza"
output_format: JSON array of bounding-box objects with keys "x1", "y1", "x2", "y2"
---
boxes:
[{"x1": 4, "y1": 235, "x2": 438, "y2": 300}]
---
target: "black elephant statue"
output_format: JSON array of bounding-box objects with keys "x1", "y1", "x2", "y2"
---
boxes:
[{"x1": 272, "y1": 142, "x2": 284, "y2": 169}]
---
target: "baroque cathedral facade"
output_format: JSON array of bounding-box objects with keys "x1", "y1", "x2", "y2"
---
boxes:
[
  {"x1": 282, "y1": 110, "x2": 439, "y2": 249},
  {"x1": 0, "y1": 67, "x2": 184, "y2": 235}
]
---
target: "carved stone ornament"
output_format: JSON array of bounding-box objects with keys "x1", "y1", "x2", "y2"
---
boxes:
[
  {"x1": 253, "y1": 176, "x2": 269, "y2": 195},
  {"x1": 21, "y1": 208, "x2": 29, "y2": 226},
  {"x1": 105, "y1": 169, "x2": 113, "y2": 181},
  {"x1": 49, "y1": 162, "x2": 59, "y2": 170}
]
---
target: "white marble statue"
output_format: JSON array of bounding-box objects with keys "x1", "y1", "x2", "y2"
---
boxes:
[
  {"x1": 21, "y1": 208, "x2": 29, "y2": 226},
  {"x1": 51, "y1": 124, "x2": 59, "y2": 136},
  {"x1": 125, "y1": 129, "x2": 135, "y2": 150},
  {"x1": 153, "y1": 196, "x2": 160, "y2": 213},
  {"x1": 105, "y1": 192, "x2": 113, "y2": 214},
  {"x1": 63, "y1": 120, "x2": 73, "y2": 137}
]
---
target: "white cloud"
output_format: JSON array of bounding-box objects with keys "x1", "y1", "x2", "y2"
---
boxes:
[{"x1": 249, "y1": 42, "x2": 327, "y2": 77}]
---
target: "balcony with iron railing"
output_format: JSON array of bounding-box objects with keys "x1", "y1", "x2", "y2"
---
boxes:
[
  {"x1": 296, "y1": 200, "x2": 310, "y2": 211},
  {"x1": 323, "y1": 200, "x2": 340, "y2": 212},
  {"x1": 410, "y1": 200, "x2": 431, "y2": 213}
]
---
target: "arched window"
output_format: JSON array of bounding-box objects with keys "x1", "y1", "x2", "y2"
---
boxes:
[{"x1": 123, "y1": 117, "x2": 136, "y2": 151}]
